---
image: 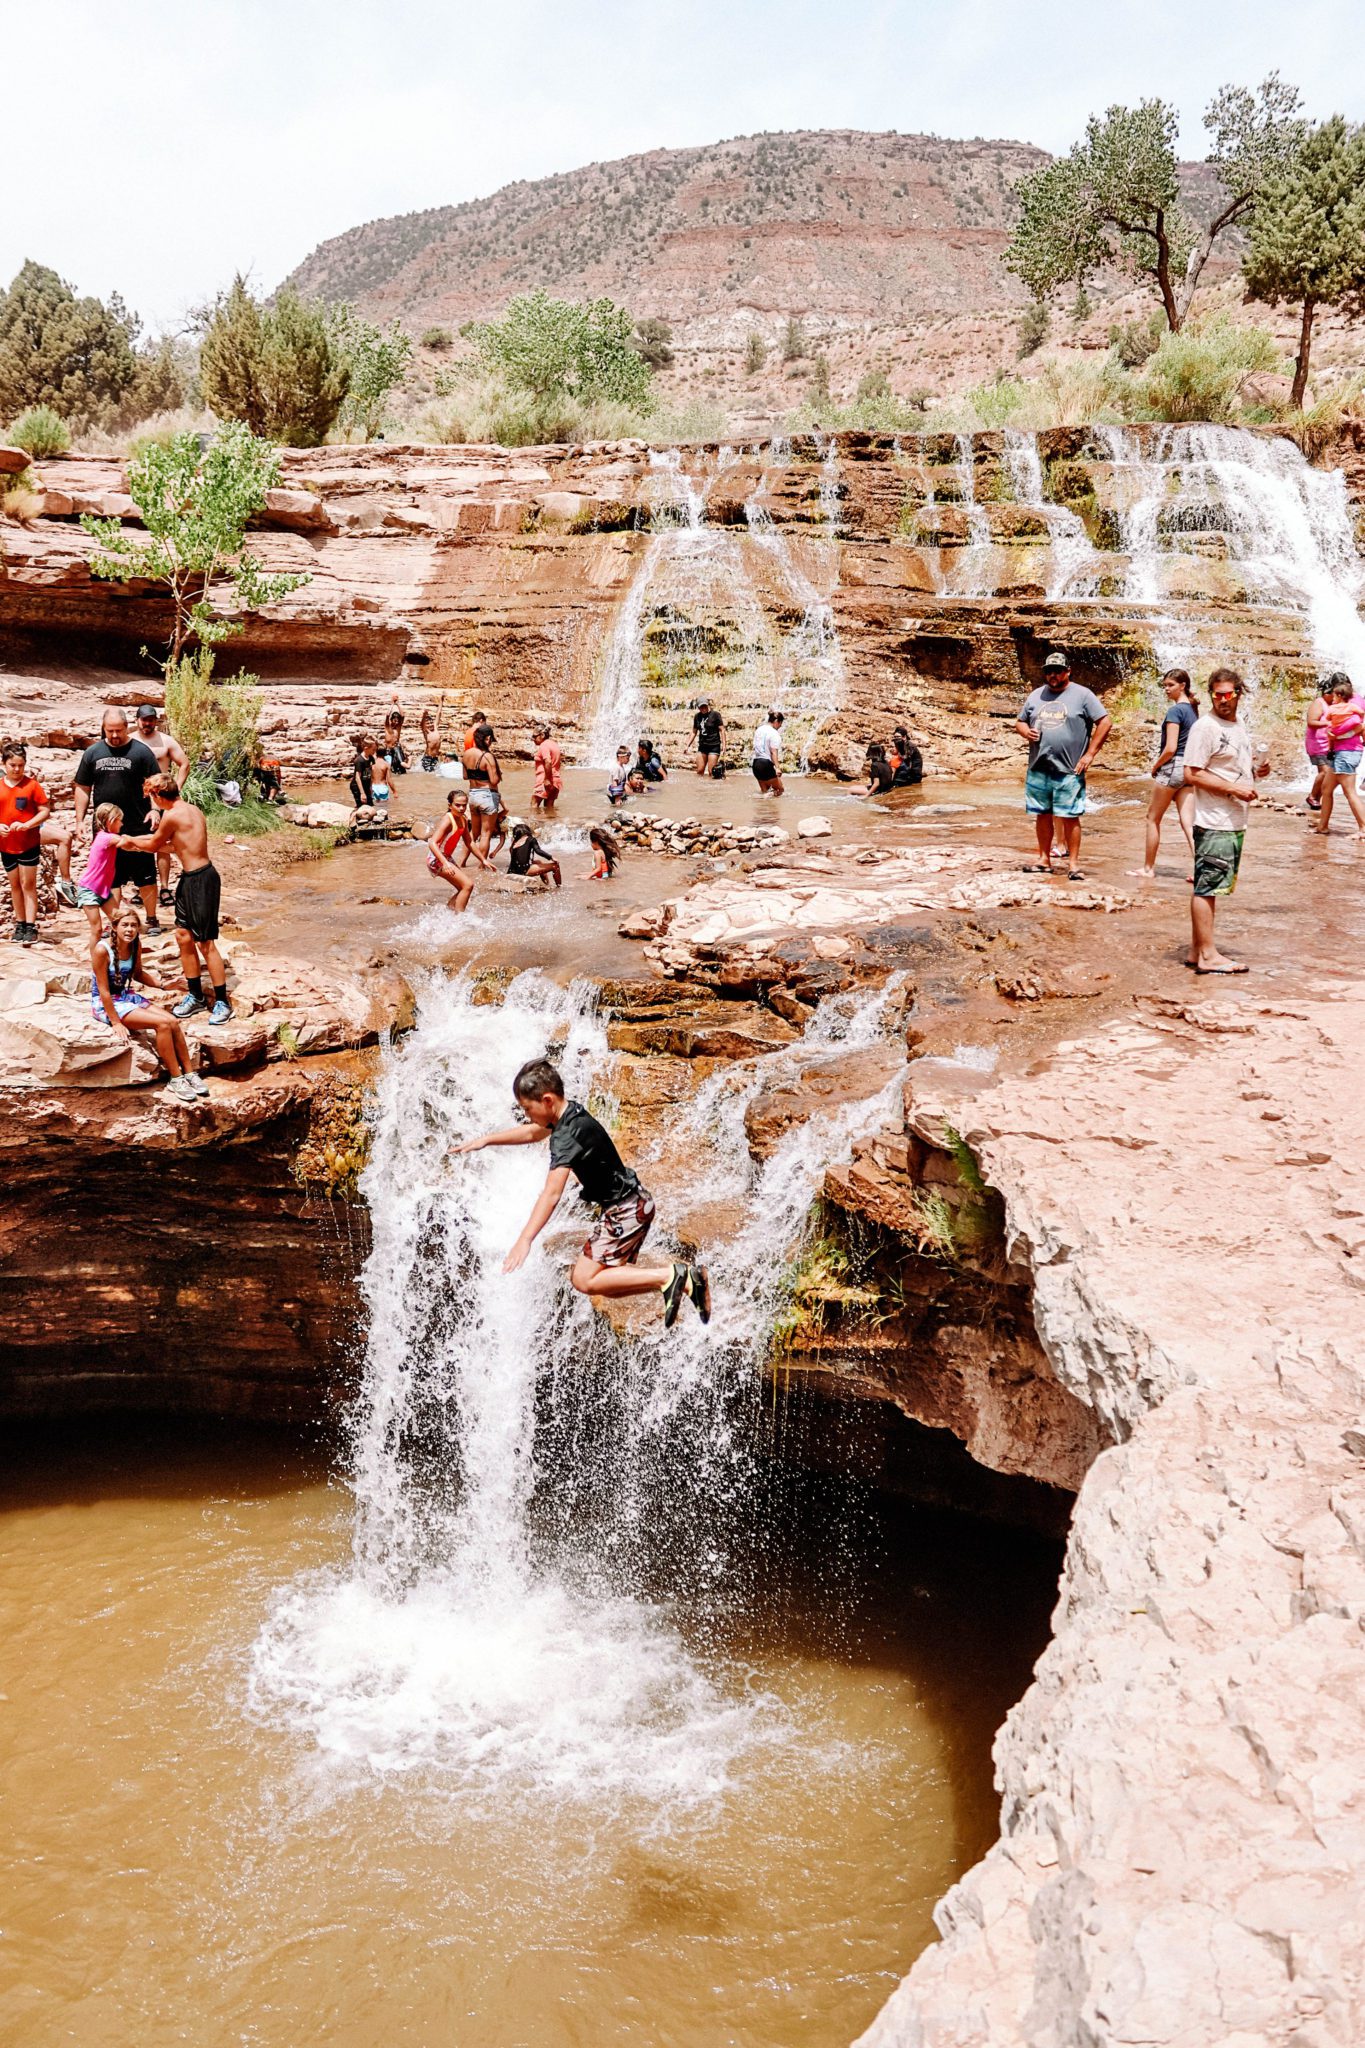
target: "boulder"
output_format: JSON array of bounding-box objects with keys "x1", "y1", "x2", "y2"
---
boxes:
[
  {"x1": 797, "y1": 816, "x2": 833, "y2": 839},
  {"x1": 257, "y1": 487, "x2": 335, "y2": 534},
  {"x1": 744, "y1": 1043, "x2": 906, "y2": 1159},
  {"x1": 0, "y1": 445, "x2": 32, "y2": 475}
]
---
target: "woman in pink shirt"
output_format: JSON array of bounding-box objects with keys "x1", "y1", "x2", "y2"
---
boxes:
[
  {"x1": 532, "y1": 725, "x2": 562, "y2": 813},
  {"x1": 1314, "y1": 672, "x2": 1365, "y2": 836}
]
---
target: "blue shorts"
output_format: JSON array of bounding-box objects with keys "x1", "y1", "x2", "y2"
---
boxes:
[
  {"x1": 1328, "y1": 750, "x2": 1361, "y2": 775},
  {"x1": 1025, "y1": 767, "x2": 1086, "y2": 817}
]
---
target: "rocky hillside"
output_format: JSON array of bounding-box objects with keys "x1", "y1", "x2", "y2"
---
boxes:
[{"x1": 287, "y1": 130, "x2": 1048, "y2": 329}]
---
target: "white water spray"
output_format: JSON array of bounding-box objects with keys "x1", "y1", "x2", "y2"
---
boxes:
[{"x1": 250, "y1": 970, "x2": 904, "y2": 1808}]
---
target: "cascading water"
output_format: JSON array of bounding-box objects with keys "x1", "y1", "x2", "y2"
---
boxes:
[
  {"x1": 249, "y1": 969, "x2": 906, "y2": 1808},
  {"x1": 744, "y1": 443, "x2": 847, "y2": 768},
  {"x1": 1003, "y1": 428, "x2": 1099, "y2": 600},
  {"x1": 952, "y1": 431, "x2": 995, "y2": 597},
  {"x1": 1096, "y1": 424, "x2": 1365, "y2": 677}
]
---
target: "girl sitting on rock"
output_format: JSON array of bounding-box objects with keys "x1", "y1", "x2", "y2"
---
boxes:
[
  {"x1": 90, "y1": 905, "x2": 205, "y2": 1102},
  {"x1": 506, "y1": 818, "x2": 562, "y2": 888}
]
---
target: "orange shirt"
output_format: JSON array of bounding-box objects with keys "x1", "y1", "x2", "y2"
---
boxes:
[{"x1": 0, "y1": 774, "x2": 48, "y2": 851}]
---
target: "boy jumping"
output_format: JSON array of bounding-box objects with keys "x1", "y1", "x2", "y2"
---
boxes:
[{"x1": 451, "y1": 1058, "x2": 711, "y2": 1325}]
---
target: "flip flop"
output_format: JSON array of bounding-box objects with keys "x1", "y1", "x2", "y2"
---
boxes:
[
  {"x1": 1194, "y1": 962, "x2": 1249, "y2": 975},
  {"x1": 1067, "y1": 869, "x2": 1087, "y2": 881},
  {"x1": 1021, "y1": 864, "x2": 1054, "y2": 874}
]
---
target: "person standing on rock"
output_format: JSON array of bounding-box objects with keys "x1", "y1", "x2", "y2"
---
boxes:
[
  {"x1": 1131, "y1": 670, "x2": 1198, "y2": 879},
  {"x1": 451, "y1": 1057, "x2": 711, "y2": 1327},
  {"x1": 136, "y1": 704, "x2": 189, "y2": 911},
  {"x1": 752, "y1": 710, "x2": 785, "y2": 795},
  {"x1": 0, "y1": 740, "x2": 50, "y2": 944},
  {"x1": 1016, "y1": 651, "x2": 1111, "y2": 881},
  {"x1": 1182, "y1": 668, "x2": 1269, "y2": 974},
  {"x1": 693, "y1": 698, "x2": 724, "y2": 778},
  {"x1": 118, "y1": 776, "x2": 232, "y2": 1023},
  {"x1": 73, "y1": 709, "x2": 163, "y2": 932}
]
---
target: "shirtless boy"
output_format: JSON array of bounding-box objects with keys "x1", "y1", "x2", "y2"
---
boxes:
[
  {"x1": 119, "y1": 776, "x2": 231, "y2": 1023},
  {"x1": 135, "y1": 704, "x2": 189, "y2": 907},
  {"x1": 452, "y1": 1058, "x2": 711, "y2": 1325}
]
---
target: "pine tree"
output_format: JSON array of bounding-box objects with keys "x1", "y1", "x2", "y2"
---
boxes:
[
  {"x1": 200, "y1": 278, "x2": 349, "y2": 446},
  {"x1": 0, "y1": 260, "x2": 139, "y2": 429},
  {"x1": 1243, "y1": 116, "x2": 1365, "y2": 408}
]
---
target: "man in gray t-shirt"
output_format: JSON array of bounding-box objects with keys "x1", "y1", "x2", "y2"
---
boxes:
[{"x1": 1014, "y1": 651, "x2": 1112, "y2": 878}]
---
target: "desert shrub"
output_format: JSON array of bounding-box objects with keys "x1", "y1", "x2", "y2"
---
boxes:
[
  {"x1": 808, "y1": 353, "x2": 832, "y2": 404},
  {"x1": 1016, "y1": 300, "x2": 1050, "y2": 359},
  {"x1": 165, "y1": 648, "x2": 278, "y2": 830},
  {"x1": 965, "y1": 376, "x2": 1027, "y2": 428},
  {"x1": 1034, "y1": 355, "x2": 1133, "y2": 426},
  {"x1": 1284, "y1": 378, "x2": 1365, "y2": 462},
  {"x1": 8, "y1": 404, "x2": 69, "y2": 457},
  {"x1": 781, "y1": 315, "x2": 808, "y2": 362},
  {"x1": 1108, "y1": 311, "x2": 1164, "y2": 368},
  {"x1": 1, "y1": 483, "x2": 43, "y2": 523},
  {"x1": 1137, "y1": 317, "x2": 1280, "y2": 424},
  {"x1": 633, "y1": 317, "x2": 674, "y2": 369},
  {"x1": 744, "y1": 330, "x2": 767, "y2": 375},
  {"x1": 420, "y1": 327, "x2": 453, "y2": 351},
  {"x1": 200, "y1": 277, "x2": 349, "y2": 446}
]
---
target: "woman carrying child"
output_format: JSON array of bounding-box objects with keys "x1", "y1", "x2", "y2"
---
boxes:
[
  {"x1": 1314, "y1": 671, "x2": 1365, "y2": 836},
  {"x1": 91, "y1": 905, "x2": 205, "y2": 1102},
  {"x1": 506, "y1": 818, "x2": 561, "y2": 888}
]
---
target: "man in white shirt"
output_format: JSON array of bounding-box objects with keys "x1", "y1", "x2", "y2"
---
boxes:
[
  {"x1": 1181, "y1": 667, "x2": 1269, "y2": 973},
  {"x1": 751, "y1": 709, "x2": 785, "y2": 795}
]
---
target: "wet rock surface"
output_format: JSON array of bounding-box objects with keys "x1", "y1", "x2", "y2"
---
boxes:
[{"x1": 857, "y1": 991, "x2": 1365, "y2": 2048}]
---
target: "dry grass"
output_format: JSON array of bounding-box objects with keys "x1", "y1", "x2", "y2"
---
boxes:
[{"x1": 0, "y1": 484, "x2": 43, "y2": 523}]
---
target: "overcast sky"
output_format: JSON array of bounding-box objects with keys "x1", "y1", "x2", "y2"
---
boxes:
[{"x1": 5, "y1": 0, "x2": 1362, "y2": 330}]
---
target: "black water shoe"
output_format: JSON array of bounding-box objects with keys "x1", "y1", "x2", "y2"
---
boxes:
[
  {"x1": 689, "y1": 1264, "x2": 712, "y2": 1324},
  {"x1": 662, "y1": 1264, "x2": 688, "y2": 1328}
]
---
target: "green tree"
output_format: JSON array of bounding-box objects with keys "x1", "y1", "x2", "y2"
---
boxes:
[
  {"x1": 0, "y1": 260, "x2": 137, "y2": 430},
  {"x1": 329, "y1": 306, "x2": 413, "y2": 440},
  {"x1": 1006, "y1": 78, "x2": 1303, "y2": 331},
  {"x1": 1243, "y1": 116, "x2": 1365, "y2": 408},
  {"x1": 81, "y1": 423, "x2": 310, "y2": 665},
  {"x1": 633, "y1": 316, "x2": 674, "y2": 369},
  {"x1": 200, "y1": 277, "x2": 349, "y2": 445},
  {"x1": 461, "y1": 291, "x2": 653, "y2": 408},
  {"x1": 744, "y1": 330, "x2": 768, "y2": 374}
]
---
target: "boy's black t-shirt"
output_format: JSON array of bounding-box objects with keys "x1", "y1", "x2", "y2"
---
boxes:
[
  {"x1": 73, "y1": 737, "x2": 160, "y2": 832},
  {"x1": 548, "y1": 1099, "x2": 640, "y2": 1209},
  {"x1": 693, "y1": 709, "x2": 722, "y2": 751}
]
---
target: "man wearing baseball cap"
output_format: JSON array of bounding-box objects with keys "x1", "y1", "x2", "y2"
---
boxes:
[
  {"x1": 136, "y1": 703, "x2": 189, "y2": 909},
  {"x1": 1015, "y1": 651, "x2": 1111, "y2": 880}
]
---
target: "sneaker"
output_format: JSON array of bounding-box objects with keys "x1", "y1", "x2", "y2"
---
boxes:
[
  {"x1": 166, "y1": 1074, "x2": 198, "y2": 1103},
  {"x1": 207, "y1": 999, "x2": 232, "y2": 1026},
  {"x1": 689, "y1": 1264, "x2": 712, "y2": 1324},
  {"x1": 55, "y1": 877, "x2": 79, "y2": 908},
  {"x1": 14, "y1": 922, "x2": 34, "y2": 945},
  {"x1": 144, "y1": 919, "x2": 163, "y2": 936},
  {"x1": 662, "y1": 1264, "x2": 689, "y2": 1329},
  {"x1": 187, "y1": 1071, "x2": 211, "y2": 1098},
  {"x1": 173, "y1": 993, "x2": 207, "y2": 1020}
]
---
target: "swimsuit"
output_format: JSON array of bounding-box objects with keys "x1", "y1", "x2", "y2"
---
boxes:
[{"x1": 91, "y1": 939, "x2": 149, "y2": 1023}]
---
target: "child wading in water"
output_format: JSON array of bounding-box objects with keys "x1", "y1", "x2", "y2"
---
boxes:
[
  {"x1": 588, "y1": 826, "x2": 619, "y2": 881},
  {"x1": 452, "y1": 1058, "x2": 711, "y2": 1325}
]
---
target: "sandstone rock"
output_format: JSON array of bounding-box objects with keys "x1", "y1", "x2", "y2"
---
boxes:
[
  {"x1": 258, "y1": 487, "x2": 335, "y2": 534},
  {"x1": 0, "y1": 445, "x2": 31, "y2": 474},
  {"x1": 744, "y1": 1043, "x2": 905, "y2": 1159},
  {"x1": 797, "y1": 815, "x2": 833, "y2": 839},
  {"x1": 617, "y1": 903, "x2": 673, "y2": 939}
]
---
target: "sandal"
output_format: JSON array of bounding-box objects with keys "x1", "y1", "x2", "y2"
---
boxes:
[
  {"x1": 1067, "y1": 869, "x2": 1087, "y2": 881},
  {"x1": 1021, "y1": 863, "x2": 1054, "y2": 874}
]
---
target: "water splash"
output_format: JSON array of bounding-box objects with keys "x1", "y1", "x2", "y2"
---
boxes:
[{"x1": 249, "y1": 970, "x2": 904, "y2": 1809}]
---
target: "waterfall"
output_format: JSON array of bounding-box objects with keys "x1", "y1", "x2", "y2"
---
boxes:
[
  {"x1": 1003, "y1": 429, "x2": 1100, "y2": 600},
  {"x1": 249, "y1": 970, "x2": 905, "y2": 1806},
  {"x1": 952, "y1": 432, "x2": 995, "y2": 597},
  {"x1": 1096, "y1": 425, "x2": 1365, "y2": 677},
  {"x1": 744, "y1": 444, "x2": 847, "y2": 768}
]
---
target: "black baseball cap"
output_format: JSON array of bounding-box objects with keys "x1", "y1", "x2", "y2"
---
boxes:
[
  {"x1": 136, "y1": 703, "x2": 160, "y2": 718},
  {"x1": 1043, "y1": 651, "x2": 1070, "y2": 671}
]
